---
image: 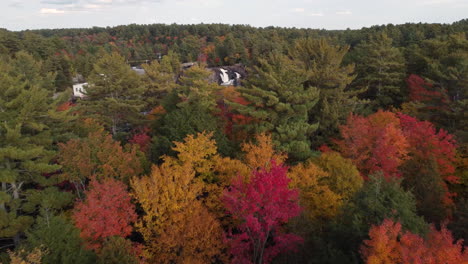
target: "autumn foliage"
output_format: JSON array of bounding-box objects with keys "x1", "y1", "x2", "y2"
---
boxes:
[
  {"x1": 360, "y1": 219, "x2": 467, "y2": 264},
  {"x1": 337, "y1": 110, "x2": 409, "y2": 179},
  {"x1": 407, "y1": 74, "x2": 447, "y2": 106},
  {"x1": 73, "y1": 177, "x2": 137, "y2": 251},
  {"x1": 241, "y1": 133, "x2": 287, "y2": 171},
  {"x1": 131, "y1": 134, "x2": 225, "y2": 263},
  {"x1": 58, "y1": 123, "x2": 143, "y2": 184},
  {"x1": 399, "y1": 113, "x2": 458, "y2": 184},
  {"x1": 288, "y1": 161, "x2": 341, "y2": 224},
  {"x1": 223, "y1": 162, "x2": 303, "y2": 264},
  {"x1": 129, "y1": 127, "x2": 152, "y2": 153}
]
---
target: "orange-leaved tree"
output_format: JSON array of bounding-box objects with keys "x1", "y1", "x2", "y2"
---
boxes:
[
  {"x1": 361, "y1": 219, "x2": 467, "y2": 264},
  {"x1": 336, "y1": 110, "x2": 409, "y2": 179},
  {"x1": 131, "y1": 145, "x2": 225, "y2": 263},
  {"x1": 58, "y1": 122, "x2": 144, "y2": 195},
  {"x1": 73, "y1": 177, "x2": 137, "y2": 251}
]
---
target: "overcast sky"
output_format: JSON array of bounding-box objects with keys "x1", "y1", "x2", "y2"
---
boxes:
[{"x1": 1, "y1": 0, "x2": 467, "y2": 31}]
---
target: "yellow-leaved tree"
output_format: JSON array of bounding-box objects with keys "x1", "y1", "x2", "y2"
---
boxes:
[
  {"x1": 241, "y1": 133, "x2": 287, "y2": 171},
  {"x1": 312, "y1": 151, "x2": 363, "y2": 203},
  {"x1": 131, "y1": 133, "x2": 226, "y2": 263},
  {"x1": 288, "y1": 161, "x2": 342, "y2": 226}
]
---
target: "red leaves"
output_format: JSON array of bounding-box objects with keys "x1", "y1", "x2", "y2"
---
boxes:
[
  {"x1": 73, "y1": 177, "x2": 137, "y2": 251},
  {"x1": 337, "y1": 111, "x2": 459, "y2": 209},
  {"x1": 129, "y1": 127, "x2": 151, "y2": 153},
  {"x1": 407, "y1": 74, "x2": 447, "y2": 107},
  {"x1": 361, "y1": 219, "x2": 467, "y2": 264},
  {"x1": 223, "y1": 162, "x2": 302, "y2": 264},
  {"x1": 399, "y1": 113, "x2": 457, "y2": 183},
  {"x1": 336, "y1": 111, "x2": 409, "y2": 179},
  {"x1": 56, "y1": 101, "x2": 75, "y2": 112},
  {"x1": 399, "y1": 113, "x2": 458, "y2": 205},
  {"x1": 218, "y1": 86, "x2": 253, "y2": 141}
]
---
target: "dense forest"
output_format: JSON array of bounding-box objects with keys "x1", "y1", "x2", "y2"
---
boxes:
[{"x1": 0, "y1": 19, "x2": 467, "y2": 263}]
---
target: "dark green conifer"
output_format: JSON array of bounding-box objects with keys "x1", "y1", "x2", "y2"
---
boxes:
[{"x1": 230, "y1": 52, "x2": 319, "y2": 161}]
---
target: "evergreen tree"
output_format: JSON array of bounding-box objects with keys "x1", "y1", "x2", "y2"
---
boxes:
[
  {"x1": 141, "y1": 51, "x2": 180, "y2": 109},
  {"x1": 25, "y1": 215, "x2": 96, "y2": 264},
  {"x1": 401, "y1": 157, "x2": 448, "y2": 223},
  {"x1": 44, "y1": 54, "x2": 73, "y2": 92},
  {"x1": 176, "y1": 64, "x2": 220, "y2": 111},
  {"x1": 98, "y1": 236, "x2": 139, "y2": 264},
  {"x1": 406, "y1": 33, "x2": 468, "y2": 138},
  {"x1": 81, "y1": 52, "x2": 145, "y2": 136},
  {"x1": 0, "y1": 53, "x2": 61, "y2": 248},
  {"x1": 230, "y1": 53, "x2": 319, "y2": 161},
  {"x1": 352, "y1": 33, "x2": 406, "y2": 111},
  {"x1": 290, "y1": 38, "x2": 365, "y2": 147},
  {"x1": 151, "y1": 65, "x2": 231, "y2": 160},
  {"x1": 329, "y1": 173, "x2": 427, "y2": 262}
]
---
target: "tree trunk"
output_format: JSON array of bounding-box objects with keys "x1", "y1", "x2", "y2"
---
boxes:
[
  {"x1": 11, "y1": 182, "x2": 21, "y2": 247},
  {"x1": 0, "y1": 182, "x2": 6, "y2": 211}
]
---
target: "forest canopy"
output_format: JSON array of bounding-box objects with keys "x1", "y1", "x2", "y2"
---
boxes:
[{"x1": 0, "y1": 20, "x2": 467, "y2": 264}]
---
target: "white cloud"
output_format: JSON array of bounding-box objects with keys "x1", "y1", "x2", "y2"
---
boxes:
[
  {"x1": 336, "y1": 10, "x2": 352, "y2": 15},
  {"x1": 40, "y1": 8, "x2": 66, "y2": 14},
  {"x1": 175, "y1": 0, "x2": 223, "y2": 8},
  {"x1": 40, "y1": 0, "x2": 75, "y2": 4},
  {"x1": 308, "y1": 12, "x2": 324, "y2": 17},
  {"x1": 291, "y1": 7, "x2": 305, "y2": 13},
  {"x1": 84, "y1": 4, "x2": 102, "y2": 9}
]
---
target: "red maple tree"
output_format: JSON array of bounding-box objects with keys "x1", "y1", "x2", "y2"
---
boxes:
[
  {"x1": 73, "y1": 177, "x2": 137, "y2": 251},
  {"x1": 336, "y1": 111, "x2": 409, "y2": 179},
  {"x1": 129, "y1": 127, "x2": 151, "y2": 153},
  {"x1": 223, "y1": 162, "x2": 303, "y2": 264},
  {"x1": 399, "y1": 113, "x2": 458, "y2": 205}
]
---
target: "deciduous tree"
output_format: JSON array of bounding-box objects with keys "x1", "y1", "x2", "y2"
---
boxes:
[
  {"x1": 223, "y1": 162, "x2": 302, "y2": 264},
  {"x1": 288, "y1": 161, "x2": 341, "y2": 225},
  {"x1": 58, "y1": 124, "x2": 144, "y2": 189},
  {"x1": 361, "y1": 219, "x2": 466, "y2": 264},
  {"x1": 131, "y1": 154, "x2": 224, "y2": 263},
  {"x1": 336, "y1": 110, "x2": 409, "y2": 179},
  {"x1": 312, "y1": 151, "x2": 363, "y2": 202},
  {"x1": 399, "y1": 113, "x2": 458, "y2": 221},
  {"x1": 73, "y1": 177, "x2": 137, "y2": 251}
]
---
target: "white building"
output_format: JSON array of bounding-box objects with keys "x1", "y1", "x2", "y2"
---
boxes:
[{"x1": 73, "y1": 82, "x2": 87, "y2": 98}]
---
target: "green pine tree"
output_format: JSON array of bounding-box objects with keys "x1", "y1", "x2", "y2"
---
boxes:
[
  {"x1": 151, "y1": 65, "x2": 232, "y2": 161},
  {"x1": 353, "y1": 33, "x2": 406, "y2": 111},
  {"x1": 0, "y1": 52, "x2": 61, "y2": 247},
  {"x1": 290, "y1": 38, "x2": 365, "y2": 147},
  {"x1": 229, "y1": 52, "x2": 319, "y2": 161},
  {"x1": 25, "y1": 214, "x2": 96, "y2": 264},
  {"x1": 81, "y1": 52, "x2": 145, "y2": 136},
  {"x1": 141, "y1": 51, "x2": 180, "y2": 109},
  {"x1": 329, "y1": 173, "x2": 427, "y2": 262}
]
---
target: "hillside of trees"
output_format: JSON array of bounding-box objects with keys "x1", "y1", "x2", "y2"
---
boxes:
[{"x1": 0, "y1": 20, "x2": 467, "y2": 263}]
